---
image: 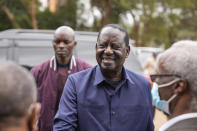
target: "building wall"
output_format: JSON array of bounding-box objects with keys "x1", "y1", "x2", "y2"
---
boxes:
[
  {"x1": 49, "y1": 0, "x2": 57, "y2": 12},
  {"x1": 48, "y1": 0, "x2": 67, "y2": 12}
]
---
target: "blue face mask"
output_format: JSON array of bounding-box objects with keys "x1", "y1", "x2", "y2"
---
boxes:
[{"x1": 151, "y1": 79, "x2": 180, "y2": 115}]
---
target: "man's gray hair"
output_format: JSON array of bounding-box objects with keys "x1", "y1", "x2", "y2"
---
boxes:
[
  {"x1": 157, "y1": 40, "x2": 197, "y2": 106},
  {"x1": 0, "y1": 61, "x2": 37, "y2": 123}
]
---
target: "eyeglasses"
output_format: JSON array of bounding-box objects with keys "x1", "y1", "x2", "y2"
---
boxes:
[
  {"x1": 150, "y1": 74, "x2": 181, "y2": 83},
  {"x1": 150, "y1": 74, "x2": 182, "y2": 88}
]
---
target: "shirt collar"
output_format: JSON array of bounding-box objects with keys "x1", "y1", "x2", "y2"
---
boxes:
[
  {"x1": 124, "y1": 68, "x2": 135, "y2": 85},
  {"x1": 94, "y1": 65, "x2": 135, "y2": 86},
  {"x1": 94, "y1": 65, "x2": 106, "y2": 86},
  {"x1": 50, "y1": 55, "x2": 76, "y2": 72}
]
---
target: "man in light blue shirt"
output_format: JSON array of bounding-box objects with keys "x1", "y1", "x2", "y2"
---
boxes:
[{"x1": 54, "y1": 24, "x2": 154, "y2": 131}]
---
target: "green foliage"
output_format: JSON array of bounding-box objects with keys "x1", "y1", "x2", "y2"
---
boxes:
[
  {"x1": 37, "y1": 8, "x2": 60, "y2": 29},
  {"x1": 90, "y1": 0, "x2": 127, "y2": 29},
  {"x1": 56, "y1": 0, "x2": 78, "y2": 29},
  {"x1": 0, "y1": 0, "x2": 39, "y2": 28},
  {"x1": 1, "y1": 0, "x2": 197, "y2": 48},
  {"x1": 37, "y1": 0, "x2": 78, "y2": 29},
  {"x1": 0, "y1": 11, "x2": 12, "y2": 30},
  {"x1": 119, "y1": 0, "x2": 197, "y2": 48}
]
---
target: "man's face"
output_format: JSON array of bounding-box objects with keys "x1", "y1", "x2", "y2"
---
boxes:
[
  {"x1": 154, "y1": 65, "x2": 179, "y2": 113},
  {"x1": 96, "y1": 27, "x2": 130, "y2": 72},
  {"x1": 53, "y1": 32, "x2": 76, "y2": 62},
  {"x1": 155, "y1": 66, "x2": 175, "y2": 100}
]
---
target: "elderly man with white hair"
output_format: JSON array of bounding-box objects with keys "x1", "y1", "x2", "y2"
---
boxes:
[{"x1": 151, "y1": 40, "x2": 197, "y2": 131}]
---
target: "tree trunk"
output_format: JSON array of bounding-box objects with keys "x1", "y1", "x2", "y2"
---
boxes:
[
  {"x1": 130, "y1": 10, "x2": 140, "y2": 47},
  {"x1": 31, "y1": 0, "x2": 38, "y2": 29},
  {"x1": 99, "y1": 0, "x2": 112, "y2": 30},
  {"x1": 19, "y1": 0, "x2": 38, "y2": 29},
  {"x1": 134, "y1": 23, "x2": 140, "y2": 47}
]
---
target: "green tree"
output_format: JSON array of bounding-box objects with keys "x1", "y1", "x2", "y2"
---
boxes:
[
  {"x1": 37, "y1": 0, "x2": 78, "y2": 29},
  {"x1": 119, "y1": 0, "x2": 196, "y2": 48},
  {"x1": 0, "y1": 0, "x2": 78, "y2": 30},
  {"x1": 90, "y1": 0, "x2": 126, "y2": 30},
  {"x1": 0, "y1": 0, "x2": 40, "y2": 29}
]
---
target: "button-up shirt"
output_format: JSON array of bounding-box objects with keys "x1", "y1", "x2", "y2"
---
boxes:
[{"x1": 54, "y1": 65, "x2": 154, "y2": 131}]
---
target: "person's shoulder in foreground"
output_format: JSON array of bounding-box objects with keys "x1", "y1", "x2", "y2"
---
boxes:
[{"x1": 159, "y1": 112, "x2": 197, "y2": 131}]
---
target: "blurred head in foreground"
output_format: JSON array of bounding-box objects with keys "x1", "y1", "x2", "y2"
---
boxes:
[
  {"x1": 0, "y1": 61, "x2": 40, "y2": 131},
  {"x1": 151, "y1": 40, "x2": 197, "y2": 119}
]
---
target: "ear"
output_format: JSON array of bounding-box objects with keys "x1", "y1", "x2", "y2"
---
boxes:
[
  {"x1": 73, "y1": 41, "x2": 77, "y2": 47},
  {"x1": 28, "y1": 103, "x2": 41, "y2": 131},
  {"x1": 126, "y1": 45, "x2": 130, "y2": 58},
  {"x1": 173, "y1": 79, "x2": 187, "y2": 94},
  {"x1": 52, "y1": 41, "x2": 55, "y2": 48},
  {"x1": 95, "y1": 43, "x2": 98, "y2": 49}
]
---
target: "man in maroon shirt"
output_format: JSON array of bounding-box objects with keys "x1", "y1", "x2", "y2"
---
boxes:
[{"x1": 31, "y1": 26, "x2": 92, "y2": 131}]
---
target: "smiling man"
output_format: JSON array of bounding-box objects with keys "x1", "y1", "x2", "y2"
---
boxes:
[
  {"x1": 31, "y1": 26, "x2": 92, "y2": 131},
  {"x1": 53, "y1": 24, "x2": 154, "y2": 131}
]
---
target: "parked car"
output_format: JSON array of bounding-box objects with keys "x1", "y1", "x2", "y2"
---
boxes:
[{"x1": 0, "y1": 29, "x2": 143, "y2": 74}]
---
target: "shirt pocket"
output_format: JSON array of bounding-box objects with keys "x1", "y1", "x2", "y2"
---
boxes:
[
  {"x1": 78, "y1": 102, "x2": 109, "y2": 126},
  {"x1": 118, "y1": 105, "x2": 149, "y2": 124},
  {"x1": 79, "y1": 101, "x2": 107, "y2": 114}
]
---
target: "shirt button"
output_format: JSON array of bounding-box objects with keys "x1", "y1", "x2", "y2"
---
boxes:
[{"x1": 111, "y1": 111, "x2": 116, "y2": 115}]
